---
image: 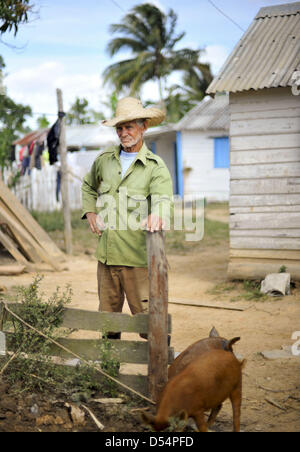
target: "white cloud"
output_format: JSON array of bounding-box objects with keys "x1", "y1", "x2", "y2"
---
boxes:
[
  {"x1": 202, "y1": 45, "x2": 230, "y2": 75},
  {"x1": 5, "y1": 60, "x2": 105, "y2": 129}
]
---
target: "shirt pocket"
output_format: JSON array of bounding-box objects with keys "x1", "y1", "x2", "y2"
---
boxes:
[
  {"x1": 98, "y1": 181, "x2": 111, "y2": 195},
  {"x1": 126, "y1": 189, "x2": 149, "y2": 222}
]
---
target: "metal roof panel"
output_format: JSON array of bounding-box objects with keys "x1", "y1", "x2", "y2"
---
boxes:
[{"x1": 207, "y1": 3, "x2": 300, "y2": 93}]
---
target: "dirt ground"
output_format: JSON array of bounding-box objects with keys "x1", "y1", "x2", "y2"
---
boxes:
[{"x1": 0, "y1": 208, "x2": 300, "y2": 432}]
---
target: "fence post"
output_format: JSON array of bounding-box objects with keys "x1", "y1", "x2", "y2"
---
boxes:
[
  {"x1": 147, "y1": 231, "x2": 169, "y2": 402},
  {"x1": 56, "y1": 88, "x2": 73, "y2": 255}
]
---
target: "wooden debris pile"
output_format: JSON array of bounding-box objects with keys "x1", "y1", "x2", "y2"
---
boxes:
[{"x1": 0, "y1": 180, "x2": 67, "y2": 275}]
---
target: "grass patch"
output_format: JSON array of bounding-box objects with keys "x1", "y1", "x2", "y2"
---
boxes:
[
  {"x1": 166, "y1": 218, "x2": 229, "y2": 254},
  {"x1": 31, "y1": 209, "x2": 98, "y2": 255},
  {"x1": 207, "y1": 279, "x2": 270, "y2": 302},
  {"x1": 31, "y1": 210, "x2": 86, "y2": 233}
]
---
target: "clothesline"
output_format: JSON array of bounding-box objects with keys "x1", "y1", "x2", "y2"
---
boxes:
[{"x1": 5, "y1": 109, "x2": 62, "y2": 117}]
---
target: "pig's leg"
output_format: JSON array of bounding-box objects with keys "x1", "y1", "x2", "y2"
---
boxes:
[
  {"x1": 230, "y1": 387, "x2": 241, "y2": 432},
  {"x1": 207, "y1": 404, "x2": 222, "y2": 427},
  {"x1": 193, "y1": 410, "x2": 208, "y2": 432}
]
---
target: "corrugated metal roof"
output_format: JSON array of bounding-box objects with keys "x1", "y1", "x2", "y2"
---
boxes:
[
  {"x1": 13, "y1": 129, "x2": 50, "y2": 146},
  {"x1": 66, "y1": 124, "x2": 118, "y2": 148},
  {"x1": 145, "y1": 124, "x2": 175, "y2": 138},
  {"x1": 175, "y1": 94, "x2": 229, "y2": 131},
  {"x1": 13, "y1": 125, "x2": 118, "y2": 149},
  {"x1": 207, "y1": 2, "x2": 300, "y2": 94}
]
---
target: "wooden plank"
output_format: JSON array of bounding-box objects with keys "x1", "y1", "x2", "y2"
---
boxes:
[
  {"x1": 7, "y1": 304, "x2": 171, "y2": 334},
  {"x1": 230, "y1": 88, "x2": 299, "y2": 112},
  {"x1": 0, "y1": 201, "x2": 42, "y2": 263},
  {"x1": 230, "y1": 205, "x2": 300, "y2": 214},
  {"x1": 169, "y1": 298, "x2": 245, "y2": 312},
  {"x1": 228, "y1": 259, "x2": 300, "y2": 281},
  {"x1": 230, "y1": 236, "x2": 300, "y2": 251},
  {"x1": 230, "y1": 117, "x2": 300, "y2": 137},
  {"x1": 0, "y1": 206, "x2": 62, "y2": 271},
  {"x1": 5, "y1": 334, "x2": 174, "y2": 365},
  {"x1": 230, "y1": 194, "x2": 300, "y2": 208},
  {"x1": 231, "y1": 148, "x2": 300, "y2": 165},
  {"x1": 0, "y1": 229, "x2": 34, "y2": 271},
  {"x1": 117, "y1": 374, "x2": 148, "y2": 397},
  {"x1": 62, "y1": 308, "x2": 151, "y2": 334},
  {"x1": 230, "y1": 212, "x2": 300, "y2": 230},
  {"x1": 231, "y1": 108, "x2": 300, "y2": 121},
  {"x1": 230, "y1": 178, "x2": 300, "y2": 196},
  {"x1": 147, "y1": 231, "x2": 169, "y2": 402},
  {"x1": 0, "y1": 265, "x2": 26, "y2": 276},
  {"x1": 230, "y1": 249, "x2": 300, "y2": 261},
  {"x1": 231, "y1": 133, "x2": 300, "y2": 151},
  {"x1": 230, "y1": 229, "x2": 300, "y2": 239},
  {"x1": 0, "y1": 179, "x2": 66, "y2": 262},
  {"x1": 56, "y1": 89, "x2": 72, "y2": 255},
  {"x1": 231, "y1": 162, "x2": 300, "y2": 180}
]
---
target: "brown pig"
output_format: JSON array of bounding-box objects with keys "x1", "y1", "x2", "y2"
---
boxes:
[
  {"x1": 142, "y1": 349, "x2": 246, "y2": 432},
  {"x1": 168, "y1": 327, "x2": 240, "y2": 380}
]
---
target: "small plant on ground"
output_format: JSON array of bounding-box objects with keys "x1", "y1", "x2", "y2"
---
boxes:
[
  {"x1": 241, "y1": 280, "x2": 268, "y2": 301},
  {"x1": 1, "y1": 275, "x2": 73, "y2": 392},
  {"x1": 98, "y1": 332, "x2": 121, "y2": 397},
  {"x1": 279, "y1": 265, "x2": 287, "y2": 273}
]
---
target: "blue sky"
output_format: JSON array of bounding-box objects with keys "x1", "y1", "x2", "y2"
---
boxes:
[{"x1": 0, "y1": 0, "x2": 295, "y2": 128}]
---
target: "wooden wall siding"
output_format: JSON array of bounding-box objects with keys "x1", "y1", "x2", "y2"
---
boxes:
[
  {"x1": 228, "y1": 88, "x2": 300, "y2": 280},
  {"x1": 231, "y1": 178, "x2": 300, "y2": 195},
  {"x1": 228, "y1": 260, "x2": 300, "y2": 281}
]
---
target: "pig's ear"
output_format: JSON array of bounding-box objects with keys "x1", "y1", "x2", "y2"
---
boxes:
[
  {"x1": 226, "y1": 337, "x2": 240, "y2": 351},
  {"x1": 141, "y1": 411, "x2": 156, "y2": 427},
  {"x1": 209, "y1": 326, "x2": 219, "y2": 337}
]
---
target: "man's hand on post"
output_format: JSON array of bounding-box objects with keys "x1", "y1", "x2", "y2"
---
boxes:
[
  {"x1": 86, "y1": 212, "x2": 104, "y2": 236},
  {"x1": 141, "y1": 214, "x2": 165, "y2": 233}
]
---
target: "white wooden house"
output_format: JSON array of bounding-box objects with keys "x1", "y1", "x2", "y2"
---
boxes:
[
  {"x1": 207, "y1": 2, "x2": 300, "y2": 281},
  {"x1": 145, "y1": 93, "x2": 230, "y2": 201}
]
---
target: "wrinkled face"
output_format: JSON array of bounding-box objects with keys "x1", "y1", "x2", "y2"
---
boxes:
[{"x1": 116, "y1": 120, "x2": 146, "y2": 149}]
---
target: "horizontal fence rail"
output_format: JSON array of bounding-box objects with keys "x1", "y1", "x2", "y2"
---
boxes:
[{"x1": 2, "y1": 303, "x2": 174, "y2": 396}]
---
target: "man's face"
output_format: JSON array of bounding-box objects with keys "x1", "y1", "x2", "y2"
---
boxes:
[{"x1": 116, "y1": 120, "x2": 146, "y2": 149}]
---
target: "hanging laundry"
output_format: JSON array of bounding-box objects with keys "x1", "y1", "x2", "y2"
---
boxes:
[
  {"x1": 35, "y1": 142, "x2": 45, "y2": 169},
  {"x1": 10, "y1": 145, "x2": 16, "y2": 162},
  {"x1": 19, "y1": 145, "x2": 27, "y2": 162},
  {"x1": 29, "y1": 140, "x2": 35, "y2": 156},
  {"x1": 47, "y1": 120, "x2": 60, "y2": 165},
  {"x1": 21, "y1": 145, "x2": 30, "y2": 175}
]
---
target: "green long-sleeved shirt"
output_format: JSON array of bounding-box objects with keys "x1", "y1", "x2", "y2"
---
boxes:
[{"x1": 81, "y1": 142, "x2": 173, "y2": 267}]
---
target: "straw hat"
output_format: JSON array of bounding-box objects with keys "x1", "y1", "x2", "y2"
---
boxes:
[{"x1": 102, "y1": 97, "x2": 165, "y2": 127}]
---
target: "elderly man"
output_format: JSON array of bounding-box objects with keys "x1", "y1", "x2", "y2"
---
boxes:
[{"x1": 81, "y1": 97, "x2": 173, "y2": 339}]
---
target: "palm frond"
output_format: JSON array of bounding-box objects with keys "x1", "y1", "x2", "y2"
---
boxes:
[{"x1": 107, "y1": 37, "x2": 147, "y2": 56}]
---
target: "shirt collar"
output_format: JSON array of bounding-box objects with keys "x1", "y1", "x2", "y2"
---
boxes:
[{"x1": 114, "y1": 142, "x2": 149, "y2": 166}]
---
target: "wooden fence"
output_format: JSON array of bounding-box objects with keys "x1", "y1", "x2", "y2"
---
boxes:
[
  {"x1": 3, "y1": 165, "x2": 82, "y2": 212},
  {"x1": 1, "y1": 232, "x2": 173, "y2": 402}
]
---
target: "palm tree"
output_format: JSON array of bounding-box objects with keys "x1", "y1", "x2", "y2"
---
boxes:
[
  {"x1": 181, "y1": 62, "x2": 213, "y2": 103},
  {"x1": 103, "y1": 3, "x2": 209, "y2": 107}
]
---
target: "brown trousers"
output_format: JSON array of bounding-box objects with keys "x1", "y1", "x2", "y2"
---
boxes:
[{"x1": 97, "y1": 262, "x2": 149, "y2": 315}]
